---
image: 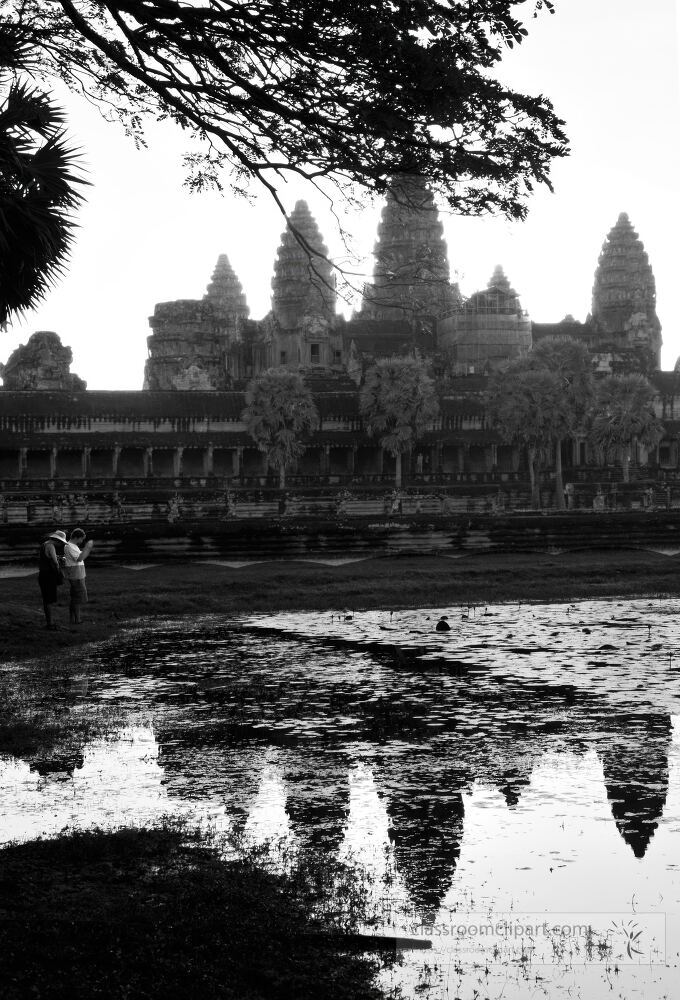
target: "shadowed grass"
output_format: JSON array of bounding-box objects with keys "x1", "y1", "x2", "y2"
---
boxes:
[{"x1": 0, "y1": 826, "x2": 391, "y2": 1000}]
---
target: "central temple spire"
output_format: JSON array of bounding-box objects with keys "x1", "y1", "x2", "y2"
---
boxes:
[
  {"x1": 360, "y1": 176, "x2": 460, "y2": 321},
  {"x1": 271, "y1": 200, "x2": 336, "y2": 329}
]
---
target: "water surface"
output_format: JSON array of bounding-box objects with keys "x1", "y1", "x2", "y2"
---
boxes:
[{"x1": 2, "y1": 598, "x2": 679, "y2": 998}]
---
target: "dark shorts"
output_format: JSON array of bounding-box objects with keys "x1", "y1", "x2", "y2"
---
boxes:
[
  {"x1": 38, "y1": 572, "x2": 60, "y2": 605},
  {"x1": 69, "y1": 579, "x2": 88, "y2": 604}
]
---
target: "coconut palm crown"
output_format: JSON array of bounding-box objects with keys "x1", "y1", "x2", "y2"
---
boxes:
[{"x1": 0, "y1": 72, "x2": 86, "y2": 325}]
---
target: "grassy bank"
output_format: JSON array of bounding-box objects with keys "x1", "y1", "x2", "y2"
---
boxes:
[
  {"x1": 0, "y1": 826, "x2": 390, "y2": 1000},
  {"x1": 1, "y1": 549, "x2": 679, "y2": 663}
]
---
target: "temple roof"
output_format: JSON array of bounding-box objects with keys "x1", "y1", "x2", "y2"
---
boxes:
[{"x1": 463, "y1": 266, "x2": 524, "y2": 316}]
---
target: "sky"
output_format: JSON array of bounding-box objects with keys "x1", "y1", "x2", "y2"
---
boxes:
[{"x1": 2, "y1": 0, "x2": 679, "y2": 388}]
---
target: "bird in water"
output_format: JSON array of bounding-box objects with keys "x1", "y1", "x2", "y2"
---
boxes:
[{"x1": 436, "y1": 615, "x2": 451, "y2": 632}]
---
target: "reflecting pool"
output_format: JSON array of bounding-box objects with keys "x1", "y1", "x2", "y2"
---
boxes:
[{"x1": 2, "y1": 598, "x2": 680, "y2": 998}]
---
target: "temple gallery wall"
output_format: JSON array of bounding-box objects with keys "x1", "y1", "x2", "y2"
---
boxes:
[{"x1": 1, "y1": 179, "x2": 679, "y2": 546}]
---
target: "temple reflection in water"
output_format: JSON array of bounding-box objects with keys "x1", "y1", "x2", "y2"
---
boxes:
[{"x1": 4, "y1": 661, "x2": 675, "y2": 921}]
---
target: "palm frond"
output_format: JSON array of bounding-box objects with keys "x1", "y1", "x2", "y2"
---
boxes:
[{"x1": 0, "y1": 79, "x2": 87, "y2": 323}]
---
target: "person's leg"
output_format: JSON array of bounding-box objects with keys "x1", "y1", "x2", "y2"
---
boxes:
[
  {"x1": 69, "y1": 582, "x2": 79, "y2": 624},
  {"x1": 40, "y1": 579, "x2": 58, "y2": 628},
  {"x1": 70, "y1": 580, "x2": 86, "y2": 625}
]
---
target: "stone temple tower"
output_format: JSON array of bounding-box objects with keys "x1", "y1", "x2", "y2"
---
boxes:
[
  {"x1": 203, "y1": 254, "x2": 249, "y2": 336},
  {"x1": 145, "y1": 253, "x2": 250, "y2": 390},
  {"x1": 359, "y1": 176, "x2": 460, "y2": 323},
  {"x1": 589, "y1": 213, "x2": 662, "y2": 371},
  {"x1": 438, "y1": 265, "x2": 531, "y2": 373},
  {"x1": 271, "y1": 200, "x2": 336, "y2": 329},
  {"x1": 268, "y1": 200, "x2": 338, "y2": 368}
]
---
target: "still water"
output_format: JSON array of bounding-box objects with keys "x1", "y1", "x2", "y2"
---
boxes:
[{"x1": 2, "y1": 599, "x2": 680, "y2": 998}]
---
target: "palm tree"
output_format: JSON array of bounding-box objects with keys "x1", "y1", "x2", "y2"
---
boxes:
[
  {"x1": 588, "y1": 374, "x2": 664, "y2": 482},
  {"x1": 242, "y1": 368, "x2": 319, "y2": 488},
  {"x1": 486, "y1": 364, "x2": 562, "y2": 508},
  {"x1": 528, "y1": 336, "x2": 594, "y2": 508},
  {"x1": 359, "y1": 355, "x2": 439, "y2": 488},
  {"x1": 0, "y1": 79, "x2": 86, "y2": 324}
]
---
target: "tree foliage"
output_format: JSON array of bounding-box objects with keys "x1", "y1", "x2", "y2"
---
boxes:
[
  {"x1": 360, "y1": 355, "x2": 439, "y2": 486},
  {"x1": 5, "y1": 1, "x2": 568, "y2": 217},
  {"x1": 588, "y1": 374, "x2": 664, "y2": 483},
  {"x1": 242, "y1": 368, "x2": 318, "y2": 488},
  {"x1": 0, "y1": 73, "x2": 85, "y2": 323},
  {"x1": 525, "y1": 336, "x2": 593, "y2": 506},
  {"x1": 486, "y1": 363, "x2": 561, "y2": 507}
]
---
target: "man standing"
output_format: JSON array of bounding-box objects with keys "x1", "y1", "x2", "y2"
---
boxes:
[
  {"x1": 38, "y1": 530, "x2": 67, "y2": 629},
  {"x1": 63, "y1": 528, "x2": 94, "y2": 626}
]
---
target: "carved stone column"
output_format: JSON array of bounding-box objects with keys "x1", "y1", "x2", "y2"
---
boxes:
[
  {"x1": 204, "y1": 445, "x2": 214, "y2": 477},
  {"x1": 82, "y1": 447, "x2": 91, "y2": 479},
  {"x1": 143, "y1": 447, "x2": 153, "y2": 478},
  {"x1": 233, "y1": 448, "x2": 242, "y2": 479},
  {"x1": 19, "y1": 447, "x2": 27, "y2": 479},
  {"x1": 50, "y1": 447, "x2": 58, "y2": 478},
  {"x1": 173, "y1": 446, "x2": 184, "y2": 478},
  {"x1": 112, "y1": 446, "x2": 121, "y2": 477}
]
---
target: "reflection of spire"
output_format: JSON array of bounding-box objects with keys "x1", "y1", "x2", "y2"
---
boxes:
[
  {"x1": 31, "y1": 748, "x2": 85, "y2": 777},
  {"x1": 599, "y1": 714, "x2": 672, "y2": 858},
  {"x1": 498, "y1": 767, "x2": 532, "y2": 808},
  {"x1": 284, "y1": 752, "x2": 350, "y2": 854},
  {"x1": 157, "y1": 744, "x2": 262, "y2": 834},
  {"x1": 376, "y1": 757, "x2": 470, "y2": 915}
]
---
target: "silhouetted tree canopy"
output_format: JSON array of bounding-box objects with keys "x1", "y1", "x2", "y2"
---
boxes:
[
  {"x1": 0, "y1": 78, "x2": 85, "y2": 324},
  {"x1": 486, "y1": 363, "x2": 561, "y2": 507},
  {"x1": 588, "y1": 374, "x2": 663, "y2": 483},
  {"x1": 242, "y1": 368, "x2": 319, "y2": 488},
  {"x1": 360, "y1": 355, "x2": 439, "y2": 487},
  {"x1": 3, "y1": 1, "x2": 568, "y2": 217}
]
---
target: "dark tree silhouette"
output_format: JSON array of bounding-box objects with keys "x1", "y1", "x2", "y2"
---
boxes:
[
  {"x1": 525, "y1": 336, "x2": 594, "y2": 508},
  {"x1": 588, "y1": 374, "x2": 664, "y2": 483},
  {"x1": 9, "y1": 0, "x2": 568, "y2": 218},
  {"x1": 0, "y1": 58, "x2": 86, "y2": 323},
  {"x1": 242, "y1": 368, "x2": 319, "y2": 488},
  {"x1": 360, "y1": 355, "x2": 440, "y2": 487}
]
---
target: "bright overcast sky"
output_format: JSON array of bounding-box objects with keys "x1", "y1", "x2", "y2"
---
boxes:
[{"x1": 2, "y1": 0, "x2": 679, "y2": 389}]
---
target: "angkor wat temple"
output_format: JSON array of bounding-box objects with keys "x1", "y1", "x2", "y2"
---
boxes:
[{"x1": 1, "y1": 177, "x2": 678, "y2": 542}]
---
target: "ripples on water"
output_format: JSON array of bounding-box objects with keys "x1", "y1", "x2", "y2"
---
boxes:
[{"x1": 2, "y1": 598, "x2": 680, "y2": 999}]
